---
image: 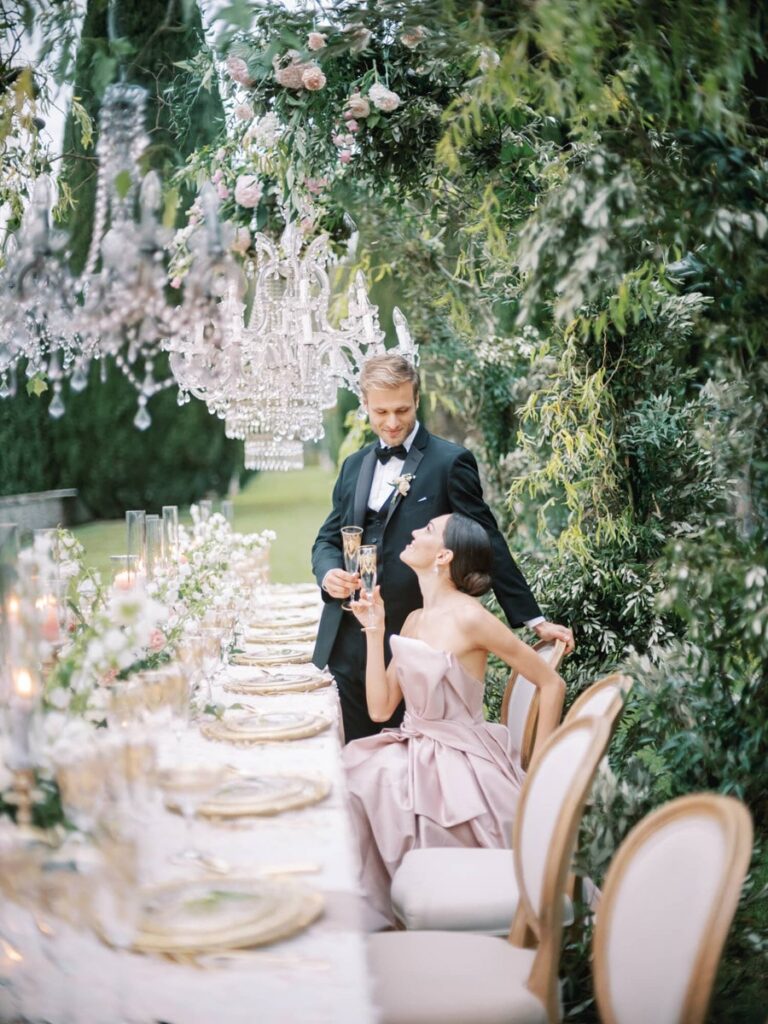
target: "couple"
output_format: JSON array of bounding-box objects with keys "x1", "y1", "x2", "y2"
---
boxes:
[{"x1": 312, "y1": 354, "x2": 572, "y2": 921}]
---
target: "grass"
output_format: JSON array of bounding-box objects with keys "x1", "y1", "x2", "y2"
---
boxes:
[{"x1": 72, "y1": 466, "x2": 336, "y2": 583}]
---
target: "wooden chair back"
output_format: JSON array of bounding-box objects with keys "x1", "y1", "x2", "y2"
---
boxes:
[
  {"x1": 593, "y1": 793, "x2": 753, "y2": 1024},
  {"x1": 564, "y1": 672, "x2": 633, "y2": 736},
  {"x1": 501, "y1": 638, "x2": 566, "y2": 770},
  {"x1": 509, "y1": 716, "x2": 612, "y2": 1022}
]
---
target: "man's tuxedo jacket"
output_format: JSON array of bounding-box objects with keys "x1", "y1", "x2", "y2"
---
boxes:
[{"x1": 311, "y1": 425, "x2": 542, "y2": 670}]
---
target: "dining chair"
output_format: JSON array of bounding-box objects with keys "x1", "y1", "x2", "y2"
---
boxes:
[
  {"x1": 592, "y1": 792, "x2": 753, "y2": 1024},
  {"x1": 369, "y1": 716, "x2": 611, "y2": 1024},
  {"x1": 563, "y1": 672, "x2": 633, "y2": 732},
  {"x1": 389, "y1": 665, "x2": 628, "y2": 938},
  {"x1": 501, "y1": 639, "x2": 567, "y2": 771}
]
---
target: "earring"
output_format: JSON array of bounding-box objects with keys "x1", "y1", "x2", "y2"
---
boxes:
[{"x1": 432, "y1": 563, "x2": 440, "y2": 575}]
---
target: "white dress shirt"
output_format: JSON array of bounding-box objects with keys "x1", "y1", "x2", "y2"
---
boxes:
[{"x1": 368, "y1": 421, "x2": 420, "y2": 512}]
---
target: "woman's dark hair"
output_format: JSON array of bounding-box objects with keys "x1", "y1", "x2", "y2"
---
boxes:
[{"x1": 443, "y1": 514, "x2": 492, "y2": 597}]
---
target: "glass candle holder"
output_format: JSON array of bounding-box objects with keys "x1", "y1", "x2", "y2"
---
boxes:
[
  {"x1": 161, "y1": 506, "x2": 179, "y2": 565},
  {"x1": 110, "y1": 555, "x2": 139, "y2": 591},
  {"x1": 220, "y1": 499, "x2": 234, "y2": 527},
  {"x1": 197, "y1": 499, "x2": 213, "y2": 522},
  {"x1": 145, "y1": 515, "x2": 162, "y2": 581},
  {"x1": 125, "y1": 511, "x2": 146, "y2": 576}
]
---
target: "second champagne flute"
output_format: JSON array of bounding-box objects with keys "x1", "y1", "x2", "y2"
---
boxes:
[
  {"x1": 340, "y1": 525, "x2": 363, "y2": 610},
  {"x1": 357, "y1": 544, "x2": 378, "y2": 629}
]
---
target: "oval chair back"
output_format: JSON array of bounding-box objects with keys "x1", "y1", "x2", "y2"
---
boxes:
[
  {"x1": 510, "y1": 715, "x2": 612, "y2": 1022},
  {"x1": 593, "y1": 793, "x2": 753, "y2": 1024},
  {"x1": 501, "y1": 639, "x2": 566, "y2": 770},
  {"x1": 564, "y1": 672, "x2": 633, "y2": 737}
]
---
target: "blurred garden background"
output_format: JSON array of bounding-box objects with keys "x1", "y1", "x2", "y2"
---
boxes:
[{"x1": 2, "y1": 0, "x2": 767, "y2": 1018}]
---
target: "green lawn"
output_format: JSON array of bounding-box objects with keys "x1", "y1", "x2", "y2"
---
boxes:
[{"x1": 72, "y1": 466, "x2": 336, "y2": 583}]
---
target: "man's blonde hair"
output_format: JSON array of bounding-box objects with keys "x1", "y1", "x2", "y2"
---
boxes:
[{"x1": 359, "y1": 353, "x2": 420, "y2": 401}]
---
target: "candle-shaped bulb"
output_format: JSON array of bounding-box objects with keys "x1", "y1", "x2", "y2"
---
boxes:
[{"x1": 14, "y1": 668, "x2": 34, "y2": 699}]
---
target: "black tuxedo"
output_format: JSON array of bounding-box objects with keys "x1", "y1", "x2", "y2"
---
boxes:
[{"x1": 311, "y1": 425, "x2": 542, "y2": 741}]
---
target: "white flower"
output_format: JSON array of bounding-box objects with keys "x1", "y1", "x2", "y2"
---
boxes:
[
  {"x1": 231, "y1": 227, "x2": 252, "y2": 254},
  {"x1": 368, "y1": 82, "x2": 401, "y2": 113},
  {"x1": 390, "y1": 473, "x2": 414, "y2": 497},
  {"x1": 234, "y1": 174, "x2": 262, "y2": 208},
  {"x1": 477, "y1": 47, "x2": 500, "y2": 72}
]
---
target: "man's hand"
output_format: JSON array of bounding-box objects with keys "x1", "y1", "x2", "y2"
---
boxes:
[
  {"x1": 533, "y1": 620, "x2": 575, "y2": 655},
  {"x1": 322, "y1": 568, "x2": 360, "y2": 600}
]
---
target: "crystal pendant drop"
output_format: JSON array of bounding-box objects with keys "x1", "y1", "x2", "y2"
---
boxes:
[
  {"x1": 133, "y1": 403, "x2": 152, "y2": 430},
  {"x1": 48, "y1": 386, "x2": 65, "y2": 418}
]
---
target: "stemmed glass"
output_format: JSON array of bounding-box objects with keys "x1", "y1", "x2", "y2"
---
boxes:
[
  {"x1": 357, "y1": 544, "x2": 378, "y2": 629},
  {"x1": 340, "y1": 525, "x2": 362, "y2": 611},
  {"x1": 157, "y1": 762, "x2": 228, "y2": 872},
  {"x1": 198, "y1": 625, "x2": 226, "y2": 704}
]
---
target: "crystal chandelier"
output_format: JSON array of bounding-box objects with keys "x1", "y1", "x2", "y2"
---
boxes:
[
  {"x1": 184, "y1": 221, "x2": 418, "y2": 470},
  {"x1": 0, "y1": 81, "x2": 241, "y2": 429}
]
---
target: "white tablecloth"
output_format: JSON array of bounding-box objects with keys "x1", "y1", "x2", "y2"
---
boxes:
[{"x1": 0, "y1": 594, "x2": 379, "y2": 1024}]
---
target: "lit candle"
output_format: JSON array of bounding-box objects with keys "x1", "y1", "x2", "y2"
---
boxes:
[
  {"x1": 35, "y1": 594, "x2": 61, "y2": 643},
  {"x1": 10, "y1": 667, "x2": 37, "y2": 768},
  {"x1": 6, "y1": 594, "x2": 19, "y2": 624},
  {"x1": 113, "y1": 571, "x2": 136, "y2": 591}
]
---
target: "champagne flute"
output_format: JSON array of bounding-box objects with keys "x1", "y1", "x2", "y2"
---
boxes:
[
  {"x1": 158, "y1": 763, "x2": 228, "y2": 871},
  {"x1": 340, "y1": 526, "x2": 363, "y2": 610},
  {"x1": 357, "y1": 544, "x2": 378, "y2": 629}
]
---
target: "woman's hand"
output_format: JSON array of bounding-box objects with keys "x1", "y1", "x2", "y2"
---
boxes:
[{"x1": 350, "y1": 585, "x2": 385, "y2": 633}]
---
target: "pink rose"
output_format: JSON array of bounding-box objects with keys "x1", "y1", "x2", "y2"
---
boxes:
[
  {"x1": 170, "y1": 276, "x2": 182, "y2": 288},
  {"x1": 100, "y1": 667, "x2": 118, "y2": 687},
  {"x1": 332, "y1": 133, "x2": 345, "y2": 147},
  {"x1": 231, "y1": 227, "x2": 251, "y2": 254},
  {"x1": 149, "y1": 629, "x2": 165, "y2": 652},
  {"x1": 339, "y1": 150, "x2": 352, "y2": 164},
  {"x1": 344, "y1": 94, "x2": 370, "y2": 119},
  {"x1": 211, "y1": 168, "x2": 223, "y2": 184},
  {"x1": 346, "y1": 119, "x2": 359, "y2": 132},
  {"x1": 274, "y1": 51, "x2": 308, "y2": 90},
  {"x1": 305, "y1": 177, "x2": 325, "y2": 195},
  {"x1": 234, "y1": 102, "x2": 254, "y2": 121},
  {"x1": 301, "y1": 65, "x2": 327, "y2": 91},
  {"x1": 300, "y1": 216, "x2": 315, "y2": 233},
  {"x1": 307, "y1": 32, "x2": 327, "y2": 51},
  {"x1": 234, "y1": 174, "x2": 262, "y2": 208},
  {"x1": 226, "y1": 55, "x2": 254, "y2": 87},
  {"x1": 400, "y1": 26, "x2": 427, "y2": 49},
  {"x1": 368, "y1": 82, "x2": 401, "y2": 113},
  {"x1": 216, "y1": 182, "x2": 230, "y2": 199}
]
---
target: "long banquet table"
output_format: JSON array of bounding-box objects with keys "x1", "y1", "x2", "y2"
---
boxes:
[{"x1": 0, "y1": 585, "x2": 379, "y2": 1024}]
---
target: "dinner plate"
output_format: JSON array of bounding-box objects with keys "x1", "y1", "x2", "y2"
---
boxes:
[
  {"x1": 230, "y1": 645, "x2": 313, "y2": 667},
  {"x1": 181, "y1": 773, "x2": 331, "y2": 818},
  {"x1": 223, "y1": 672, "x2": 331, "y2": 696},
  {"x1": 132, "y1": 877, "x2": 323, "y2": 954},
  {"x1": 201, "y1": 709, "x2": 331, "y2": 744}
]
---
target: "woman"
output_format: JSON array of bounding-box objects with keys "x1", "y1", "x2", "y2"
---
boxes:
[{"x1": 342, "y1": 512, "x2": 565, "y2": 925}]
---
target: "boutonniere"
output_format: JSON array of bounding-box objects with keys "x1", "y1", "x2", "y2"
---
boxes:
[{"x1": 390, "y1": 473, "x2": 414, "y2": 497}]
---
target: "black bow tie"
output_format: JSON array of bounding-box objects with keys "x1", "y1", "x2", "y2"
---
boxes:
[{"x1": 376, "y1": 443, "x2": 408, "y2": 464}]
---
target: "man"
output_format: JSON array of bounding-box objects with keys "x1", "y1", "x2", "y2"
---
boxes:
[{"x1": 312, "y1": 353, "x2": 574, "y2": 742}]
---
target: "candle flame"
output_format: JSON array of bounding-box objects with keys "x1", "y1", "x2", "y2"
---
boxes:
[{"x1": 13, "y1": 668, "x2": 34, "y2": 698}]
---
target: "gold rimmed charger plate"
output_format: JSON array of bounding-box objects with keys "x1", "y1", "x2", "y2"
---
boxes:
[
  {"x1": 223, "y1": 672, "x2": 331, "y2": 696},
  {"x1": 168, "y1": 773, "x2": 331, "y2": 818},
  {"x1": 133, "y1": 877, "x2": 323, "y2": 954},
  {"x1": 201, "y1": 709, "x2": 331, "y2": 745},
  {"x1": 249, "y1": 613, "x2": 319, "y2": 630},
  {"x1": 243, "y1": 629, "x2": 317, "y2": 645},
  {"x1": 230, "y1": 645, "x2": 313, "y2": 667}
]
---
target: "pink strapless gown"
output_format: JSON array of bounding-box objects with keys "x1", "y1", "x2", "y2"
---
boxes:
[{"x1": 342, "y1": 635, "x2": 525, "y2": 924}]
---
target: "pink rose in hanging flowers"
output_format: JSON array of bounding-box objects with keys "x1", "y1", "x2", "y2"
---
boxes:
[
  {"x1": 305, "y1": 177, "x2": 327, "y2": 195},
  {"x1": 344, "y1": 93, "x2": 370, "y2": 119},
  {"x1": 368, "y1": 82, "x2": 401, "y2": 113},
  {"x1": 211, "y1": 168, "x2": 223, "y2": 184},
  {"x1": 300, "y1": 216, "x2": 316, "y2": 234},
  {"x1": 301, "y1": 65, "x2": 327, "y2": 91},
  {"x1": 307, "y1": 32, "x2": 327, "y2": 51},
  {"x1": 339, "y1": 150, "x2": 352, "y2": 165},
  {"x1": 274, "y1": 50, "x2": 309, "y2": 90},
  {"x1": 231, "y1": 227, "x2": 251, "y2": 254},
  {"x1": 346, "y1": 119, "x2": 359, "y2": 133},
  {"x1": 234, "y1": 102, "x2": 254, "y2": 122},
  {"x1": 332, "y1": 133, "x2": 345, "y2": 147},
  {"x1": 170, "y1": 276, "x2": 182, "y2": 289},
  {"x1": 226, "y1": 55, "x2": 254, "y2": 87},
  {"x1": 216, "y1": 182, "x2": 229, "y2": 200},
  {"x1": 234, "y1": 174, "x2": 262, "y2": 208},
  {"x1": 400, "y1": 25, "x2": 427, "y2": 49}
]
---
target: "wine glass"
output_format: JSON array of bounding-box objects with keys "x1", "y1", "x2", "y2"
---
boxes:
[
  {"x1": 157, "y1": 762, "x2": 228, "y2": 872},
  {"x1": 357, "y1": 544, "x2": 378, "y2": 629},
  {"x1": 340, "y1": 525, "x2": 363, "y2": 610}
]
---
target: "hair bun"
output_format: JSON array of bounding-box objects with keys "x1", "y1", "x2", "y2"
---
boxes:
[{"x1": 457, "y1": 571, "x2": 492, "y2": 598}]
